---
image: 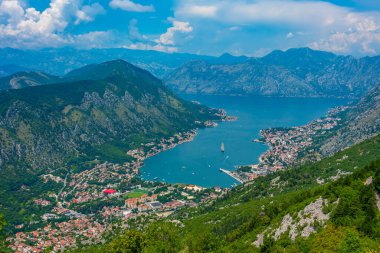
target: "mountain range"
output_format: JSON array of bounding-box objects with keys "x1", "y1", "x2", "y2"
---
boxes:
[
  {"x1": 1, "y1": 47, "x2": 379, "y2": 98},
  {"x1": 165, "y1": 48, "x2": 380, "y2": 98},
  {"x1": 0, "y1": 48, "x2": 246, "y2": 79},
  {"x1": 0, "y1": 60, "x2": 220, "y2": 176}
]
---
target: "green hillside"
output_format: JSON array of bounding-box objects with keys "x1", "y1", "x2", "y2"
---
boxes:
[
  {"x1": 70, "y1": 135, "x2": 380, "y2": 253},
  {"x1": 0, "y1": 60, "x2": 222, "y2": 226}
]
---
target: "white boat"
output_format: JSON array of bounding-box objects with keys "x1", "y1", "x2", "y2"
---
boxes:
[{"x1": 221, "y1": 142, "x2": 225, "y2": 152}]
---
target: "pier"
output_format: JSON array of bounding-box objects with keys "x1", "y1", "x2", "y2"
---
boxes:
[{"x1": 219, "y1": 168, "x2": 244, "y2": 183}]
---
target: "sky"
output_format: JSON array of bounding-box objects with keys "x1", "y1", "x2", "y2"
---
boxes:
[{"x1": 0, "y1": 0, "x2": 379, "y2": 56}]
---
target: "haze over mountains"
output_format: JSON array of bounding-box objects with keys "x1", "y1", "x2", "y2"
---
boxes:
[
  {"x1": 1, "y1": 47, "x2": 379, "y2": 99},
  {"x1": 0, "y1": 47, "x2": 217, "y2": 78},
  {"x1": 166, "y1": 48, "x2": 380, "y2": 98}
]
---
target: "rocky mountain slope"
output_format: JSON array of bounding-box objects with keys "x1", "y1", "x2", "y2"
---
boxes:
[
  {"x1": 0, "y1": 71, "x2": 60, "y2": 90},
  {"x1": 0, "y1": 60, "x2": 220, "y2": 174},
  {"x1": 165, "y1": 48, "x2": 380, "y2": 98},
  {"x1": 319, "y1": 84, "x2": 380, "y2": 156}
]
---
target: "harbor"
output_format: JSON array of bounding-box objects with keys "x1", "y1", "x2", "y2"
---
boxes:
[{"x1": 219, "y1": 168, "x2": 244, "y2": 183}]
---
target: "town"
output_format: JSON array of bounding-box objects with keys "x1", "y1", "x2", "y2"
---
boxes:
[
  {"x1": 233, "y1": 106, "x2": 350, "y2": 182},
  {"x1": 7, "y1": 105, "x2": 348, "y2": 252},
  {"x1": 8, "y1": 123, "x2": 229, "y2": 252}
]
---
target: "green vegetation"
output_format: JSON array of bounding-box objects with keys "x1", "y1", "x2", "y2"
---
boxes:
[
  {"x1": 0, "y1": 213, "x2": 8, "y2": 252},
  {"x1": 125, "y1": 189, "x2": 149, "y2": 199},
  {"x1": 72, "y1": 136, "x2": 380, "y2": 253},
  {"x1": 0, "y1": 60, "x2": 221, "y2": 228}
]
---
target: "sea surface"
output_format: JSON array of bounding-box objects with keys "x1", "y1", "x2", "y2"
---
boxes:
[{"x1": 141, "y1": 95, "x2": 349, "y2": 187}]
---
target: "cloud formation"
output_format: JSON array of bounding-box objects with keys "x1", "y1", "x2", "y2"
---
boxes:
[
  {"x1": 126, "y1": 19, "x2": 193, "y2": 53},
  {"x1": 0, "y1": 0, "x2": 378, "y2": 56},
  {"x1": 155, "y1": 20, "x2": 193, "y2": 45},
  {"x1": 0, "y1": 0, "x2": 107, "y2": 48},
  {"x1": 174, "y1": 0, "x2": 380, "y2": 55},
  {"x1": 109, "y1": 0, "x2": 154, "y2": 12}
]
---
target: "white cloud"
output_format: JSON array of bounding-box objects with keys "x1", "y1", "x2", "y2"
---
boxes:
[
  {"x1": 309, "y1": 18, "x2": 380, "y2": 54},
  {"x1": 155, "y1": 20, "x2": 193, "y2": 45},
  {"x1": 184, "y1": 5, "x2": 217, "y2": 18},
  {"x1": 75, "y1": 3, "x2": 105, "y2": 25},
  {"x1": 0, "y1": 0, "x2": 107, "y2": 49},
  {"x1": 109, "y1": 0, "x2": 154, "y2": 12},
  {"x1": 286, "y1": 32, "x2": 294, "y2": 39},
  {"x1": 123, "y1": 19, "x2": 193, "y2": 53},
  {"x1": 128, "y1": 19, "x2": 148, "y2": 41},
  {"x1": 126, "y1": 42, "x2": 178, "y2": 53},
  {"x1": 175, "y1": 0, "x2": 350, "y2": 28},
  {"x1": 174, "y1": 0, "x2": 380, "y2": 55}
]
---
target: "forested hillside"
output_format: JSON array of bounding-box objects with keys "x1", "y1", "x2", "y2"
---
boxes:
[{"x1": 0, "y1": 60, "x2": 222, "y2": 229}]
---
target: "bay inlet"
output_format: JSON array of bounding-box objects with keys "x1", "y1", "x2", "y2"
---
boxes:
[{"x1": 141, "y1": 95, "x2": 349, "y2": 188}]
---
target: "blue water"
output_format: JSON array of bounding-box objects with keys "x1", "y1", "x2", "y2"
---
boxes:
[{"x1": 141, "y1": 95, "x2": 349, "y2": 188}]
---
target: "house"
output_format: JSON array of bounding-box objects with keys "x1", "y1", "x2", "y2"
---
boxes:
[
  {"x1": 138, "y1": 204, "x2": 150, "y2": 212},
  {"x1": 148, "y1": 201, "x2": 163, "y2": 210},
  {"x1": 185, "y1": 184, "x2": 204, "y2": 192},
  {"x1": 102, "y1": 189, "x2": 116, "y2": 195},
  {"x1": 163, "y1": 200, "x2": 185, "y2": 209},
  {"x1": 125, "y1": 198, "x2": 139, "y2": 209}
]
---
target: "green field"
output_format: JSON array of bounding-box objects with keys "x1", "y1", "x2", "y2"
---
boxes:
[{"x1": 125, "y1": 189, "x2": 149, "y2": 199}]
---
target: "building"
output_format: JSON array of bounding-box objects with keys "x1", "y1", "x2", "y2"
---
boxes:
[
  {"x1": 125, "y1": 198, "x2": 139, "y2": 209},
  {"x1": 102, "y1": 189, "x2": 116, "y2": 195}
]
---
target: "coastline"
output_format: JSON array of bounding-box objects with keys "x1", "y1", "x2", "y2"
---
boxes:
[{"x1": 232, "y1": 105, "x2": 350, "y2": 183}]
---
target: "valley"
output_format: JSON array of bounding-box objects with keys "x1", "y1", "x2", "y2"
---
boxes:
[
  {"x1": 1, "y1": 1, "x2": 380, "y2": 251},
  {"x1": 0, "y1": 56, "x2": 378, "y2": 252}
]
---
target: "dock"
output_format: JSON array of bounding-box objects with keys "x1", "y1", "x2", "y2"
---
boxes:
[{"x1": 219, "y1": 168, "x2": 244, "y2": 183}]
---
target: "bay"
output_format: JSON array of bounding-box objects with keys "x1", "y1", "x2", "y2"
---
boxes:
[{"x1": 141, "y1": 95, "x2": 349, "y2": 187}]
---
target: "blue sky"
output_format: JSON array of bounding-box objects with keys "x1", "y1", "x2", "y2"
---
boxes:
[{"x1": 0, "y1": 0, "x2": 379, "y2": 56}]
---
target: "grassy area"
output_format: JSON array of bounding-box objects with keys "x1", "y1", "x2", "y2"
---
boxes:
[{"x1": 125, "y1": 189, "x2": 149, "y2": 199}]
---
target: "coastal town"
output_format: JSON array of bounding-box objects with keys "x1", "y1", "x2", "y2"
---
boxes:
[
  {"x1": 7, "y1": 119, "x2": 230, "y2": 252},
  {"x1": 6, "y1": 105, "x2": 349, "y2": 252},
  {"x1": 233, "y1": 106, "x2": 350, "y2": 182}
]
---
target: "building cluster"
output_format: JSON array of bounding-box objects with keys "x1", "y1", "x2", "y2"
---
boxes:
[
  {"x1": 9, "y1": 217, "x2": 105, "y2": 253},
  {"x1": 8, "y1": 126, "x2": 231, "y2": 252},
  {"x1": 236, "y1": 107, "x2": 346, "y2": 182}
]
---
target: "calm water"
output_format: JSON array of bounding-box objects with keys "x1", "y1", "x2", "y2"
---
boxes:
[{"x1": 141, "y1": 95, "x2": 349, "y2": 187}]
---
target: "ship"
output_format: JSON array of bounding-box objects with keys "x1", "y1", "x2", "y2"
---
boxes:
[{"x1": 221, "y1": 142, "x2": 225, "y2": 152}]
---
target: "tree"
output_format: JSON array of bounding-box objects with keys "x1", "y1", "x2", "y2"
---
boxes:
[
  {"x1": 108, "y1": 230, "x2": 146, "y2": 253},
  {"x1": 187, "y1": 229, "x2": 221, "y2": 253},
  {"x1": 0, "y1": 213, "x2": 8, "y2": 252},
  {"x1": 338, "y1": 231, "x2": 362, "y2": 253},
  {"x1": 144, "y1": 222, "x2": 182, "y2": 253}
]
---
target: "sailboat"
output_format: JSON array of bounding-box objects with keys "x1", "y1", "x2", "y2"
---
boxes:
[{"x1": 221, "y1": 142, "x2": 225, "y2": 152}]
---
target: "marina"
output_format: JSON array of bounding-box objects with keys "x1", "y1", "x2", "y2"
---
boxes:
[{"x1": 219, "y1": 168, "x2": 244, "y2": 183}]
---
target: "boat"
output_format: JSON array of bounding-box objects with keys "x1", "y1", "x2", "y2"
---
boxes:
[
  {"x1": 221, "y1": 142, "x2": 225, "y2": 152},
  {"x1": 153, "y1": 177, "x2": 158, "y2": 180}
]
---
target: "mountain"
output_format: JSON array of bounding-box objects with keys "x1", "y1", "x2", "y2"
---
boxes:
[
  {"x1": 0, "y1": 64, "x2": 31, "y2": 77},
  {"x1": 0, "y1": 71, "x2": 60, "y2": 90},
  {"x1": 0, "y1": 59, "x2": 220, "y2": 174},
  {"x1": 0, "y1": 47, "x2": 221, "y2": 78},
  {"x1": 318, "y1": 84, "x2": 380, "y2": 155},
  {"x1": 165, "y1": 47, "x2": 380, "y2": 98}
]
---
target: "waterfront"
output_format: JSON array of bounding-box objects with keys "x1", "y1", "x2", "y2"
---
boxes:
[{"x1": 141, "y1": 95, "x2": 349, "y2": 187}]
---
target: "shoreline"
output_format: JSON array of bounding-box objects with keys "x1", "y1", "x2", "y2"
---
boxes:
[{"x1": 234, "y1": 105, "x2": 350, "y2": 183}]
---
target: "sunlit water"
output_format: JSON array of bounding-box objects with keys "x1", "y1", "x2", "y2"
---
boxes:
[{"x1": 141, "y1": 95, "x2": 349, "y2": 187}]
